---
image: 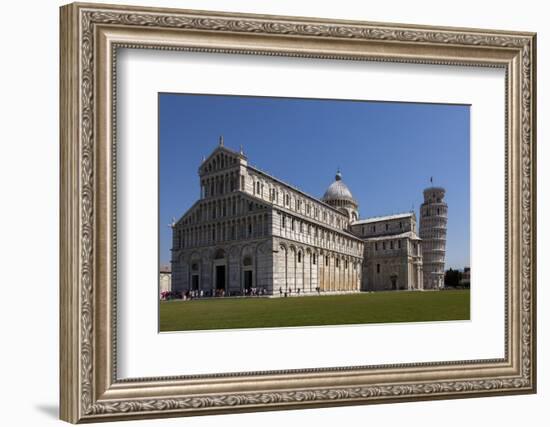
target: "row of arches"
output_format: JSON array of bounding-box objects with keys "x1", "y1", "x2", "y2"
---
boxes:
[
  {"x1": 278, "y1": 211, "x2": 362, "y2": 257},
  {"x1": 277, "y1": 243, "x2": 361, "y2": 294},
  {"x1": 179, "y1": 196, "x2": 268, "y2": 227},
  {"x1": 202, "y1": 151, "x2": 238, "y2": 174},
  {"x1": 201, "y1": 170, "x2": 241, "y2": 199},
  {"x1": 421, "y1": 205, "x2": 448, "y2": 217},
  {"x1": 175, "y1": 213, "x2": 270, "y2": 249},
  {"x1": 173, "y1": 243, "x2": 270, "y2": 295},
  {"x1": 172, "y1": 240, "x2": 362, "y2": 296}
]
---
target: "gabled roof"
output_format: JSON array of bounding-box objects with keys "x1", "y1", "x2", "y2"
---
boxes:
[
  {"x1": 199, "y1": 143, "x2": 247, "y2": 174},
  {"x1": 363, "y1": 231, "x2": 421, "y2": 241},
  {"x1": 247, "y1": 165, "x2": 349, "y2": 218},
  {"x1": 204, "y1": 144, "x2": 245, "y2": 162},
  {"x1": 353, "y1": 212, "x2": 413, "y2": 225}
]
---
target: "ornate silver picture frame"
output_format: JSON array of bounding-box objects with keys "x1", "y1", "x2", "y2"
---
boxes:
[{"x1": 60, "y1": 2, "x2": 536, "y2": 423}]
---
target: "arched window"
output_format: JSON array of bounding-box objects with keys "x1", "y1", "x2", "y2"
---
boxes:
[
  {"x1": 243, "y1": 256, "x2": 253, "y2": 266},
  {"x1": 214, "y1": 249, "x2": 225, "y2": 259},
  {"x1": 297, "y1": 252, "x2": 302, "y2": 263},
  {"x1": 312, "y1": 254, "x2": 317, "y2": 264}
]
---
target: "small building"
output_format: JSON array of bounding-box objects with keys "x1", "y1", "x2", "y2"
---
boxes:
[
  {"x1": 351, "y1": 213, "x2": 423, "y2": 291},
  {"x1": 159, "y1": 265, "x2": 172, "y2": 296}
]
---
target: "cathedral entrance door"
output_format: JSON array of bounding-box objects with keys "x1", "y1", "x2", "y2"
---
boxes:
[
  {"x1": 390, "y1": 274, "x2": 398, "y2": 290},
  {"x1": 244, "y1": 270, "x2": 253, "y2": 291},
  {"x1": 191, "y1": 275, "x2": 199, "y2": 291},
  {"x1": 215, "y1": 265, "x2": 226, "y2": 291}
]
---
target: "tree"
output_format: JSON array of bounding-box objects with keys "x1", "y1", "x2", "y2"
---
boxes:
[{"x1": 444, "y1": 268, "x2": 462, "y2": 287}]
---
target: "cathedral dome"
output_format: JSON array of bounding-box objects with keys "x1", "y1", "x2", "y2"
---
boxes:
[{"x1": 322, "y1": 171, "x2": 357, "y2": 205}]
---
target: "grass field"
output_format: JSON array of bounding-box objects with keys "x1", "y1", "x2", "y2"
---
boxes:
[{"x1": 159, "y1": 290, "x2": 470, "y2": 332}]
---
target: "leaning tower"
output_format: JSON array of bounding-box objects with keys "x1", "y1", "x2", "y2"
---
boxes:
[{"x1": 419, "y1": 186, "x2": 448, "y2": 289}]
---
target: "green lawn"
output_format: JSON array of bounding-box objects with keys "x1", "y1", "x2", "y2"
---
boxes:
[{"x1": 159, "y1": 290, "x2": 470, "y2": 332}]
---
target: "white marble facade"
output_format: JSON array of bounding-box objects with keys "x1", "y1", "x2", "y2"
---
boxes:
[{"x1": 171, "y1": 142, "x2": 446, "y2": 296}]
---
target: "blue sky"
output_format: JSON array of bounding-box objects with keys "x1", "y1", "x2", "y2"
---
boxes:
[{"x1": 159, "y1": 93, "x2": 470, "y2": 270}]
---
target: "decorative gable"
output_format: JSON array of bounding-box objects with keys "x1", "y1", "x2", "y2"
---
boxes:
[{"x1": 199, "y1": 139, "x2": 246, "y2": 177}]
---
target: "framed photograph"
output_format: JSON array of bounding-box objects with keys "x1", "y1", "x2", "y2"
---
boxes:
[{"x1": 60, "y1": 2, "x2": 536, "y2": 423}]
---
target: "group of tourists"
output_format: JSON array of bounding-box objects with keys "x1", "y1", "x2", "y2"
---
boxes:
[
  {"x1": 278, "y1": 286, "x2": 322, "y2": 297},
  {"x1": 244, "y1": 287, "x2": 267, "y2": 296},
  {"x1": 161, "y1": 287, "x2": 270, "y2": 300},
  {"x1": 161, "y1": 286, "x2": 324, "y2": 300}
]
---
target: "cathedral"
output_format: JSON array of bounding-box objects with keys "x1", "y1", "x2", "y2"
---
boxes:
[{"x1": 171, "y1": 140, "x2": 447, "y2": 296}]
